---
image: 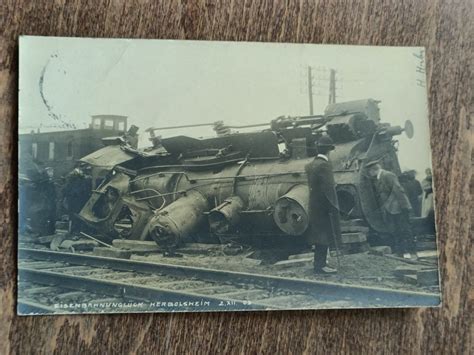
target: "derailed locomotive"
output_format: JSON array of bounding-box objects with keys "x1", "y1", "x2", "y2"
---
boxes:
[{"x1": 78, "y1": 99, "x2": 414, "y2": 249}]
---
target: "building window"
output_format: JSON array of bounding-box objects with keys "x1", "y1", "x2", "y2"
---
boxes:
[
  {"x1": 32, "y1": 143, "x2": 38, "y2": 159},
  {"x1": 104, "y1": 119, "x2": 115, "y2": 129},
  {"x1": 67, "y1": 141, "x2": 74, "y2": 158},
  {"x1": 48, "y1": 142, "x2": 55, "y2": 160},
  {"x1": 92, "y1": 118, "x2": 101, "y2": 129}
]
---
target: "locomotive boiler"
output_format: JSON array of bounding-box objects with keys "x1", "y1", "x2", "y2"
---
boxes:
[{"x1": 78, "y1": 99, "x2": 414, "y2": 249}]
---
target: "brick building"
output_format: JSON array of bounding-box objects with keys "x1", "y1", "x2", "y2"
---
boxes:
[{"x1": 19, "y1": 115, "x2": 128, "y2": 178}]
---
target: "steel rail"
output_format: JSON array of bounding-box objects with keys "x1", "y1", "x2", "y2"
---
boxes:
[
  {"x1": 18, "y1": 299, "x2": 64, "y2": 314},
  {"x1": 18, "y1": 267, "x2": 267, "y2": 313},
  {"x1": 19, "y1": 248, "x2": 440, "y2": 308}
]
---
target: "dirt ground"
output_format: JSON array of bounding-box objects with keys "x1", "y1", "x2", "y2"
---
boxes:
[
  {"x1": 131, "y1": 249, "x2": 439, "y2": 293},
  {"x1": 19, "y1": 235, "x2": 439, "y2": 293}
]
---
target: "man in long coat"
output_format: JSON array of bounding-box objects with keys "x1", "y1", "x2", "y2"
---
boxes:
[
  {"x1": 305, "y1": 136, "x2": 341, "y2": 274},
  {"x1": 365, "y1": 161, "x2": 415, "y2": 257},
  {"x1": 402, "y1": 170, "x2": 423, "y2": 216}
]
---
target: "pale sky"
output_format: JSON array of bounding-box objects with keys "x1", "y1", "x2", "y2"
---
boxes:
[{"x1": 19, "y1": 36, "x2": 432, "y2": 172}]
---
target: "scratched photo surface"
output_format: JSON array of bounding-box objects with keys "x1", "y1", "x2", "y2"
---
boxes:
[{"x1": 18, "y1": 36, "x2": 440, "y2": 315}]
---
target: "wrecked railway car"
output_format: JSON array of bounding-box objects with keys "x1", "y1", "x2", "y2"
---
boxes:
[
  {"x1": 78, "y1": 99, "x2": 414, "y2": 249},
  {"x1": 19, "y1": 115, "x2": 129, "y2": 179}
]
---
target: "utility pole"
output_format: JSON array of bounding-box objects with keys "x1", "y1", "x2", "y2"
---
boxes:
[
  {"x1": 307, "y1": 66, "x2": 314, "y2": 115},
  {"x1": 328, "y1": 68, "x2": 336, "y2": 104}
]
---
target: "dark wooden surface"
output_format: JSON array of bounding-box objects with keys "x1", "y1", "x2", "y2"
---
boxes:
[{"x1": 1, "y1": 1, "x2": 472, "y2": 353}]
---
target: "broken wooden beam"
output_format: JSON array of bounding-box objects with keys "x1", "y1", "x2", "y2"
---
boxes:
[
  {"x1": 112, "y1": 239, "x2": 161, "y2": 252},
  {"x1": 273, "y1": 257, "x2": 313, "y2": 269},
  {"x1": 341, "y1": 232, "x2": 367, "y2": 244}
]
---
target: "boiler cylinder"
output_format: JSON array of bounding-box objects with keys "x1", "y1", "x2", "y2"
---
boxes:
[
  {"x1": 273, "y1": 184, "x2": 310, "y2": 236},
  {"x1": 147, "y1": 189, "x2": 209, "y2": 247}
]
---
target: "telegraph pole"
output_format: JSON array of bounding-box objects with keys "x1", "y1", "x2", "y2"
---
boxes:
[
  {"x1": 307, "y1": 66, "x2": 314, "y2": 115},
  {"x1": 305, "y1": 66, "x2": 339, "y2": 112},
  {"x1": 328, "y1": 68, "x2": 336, "y2": 104}
]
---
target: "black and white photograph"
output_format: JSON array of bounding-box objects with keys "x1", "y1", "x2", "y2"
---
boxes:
[{"x1": 18, "y1": 37, "x2": 441, "y2": 314}]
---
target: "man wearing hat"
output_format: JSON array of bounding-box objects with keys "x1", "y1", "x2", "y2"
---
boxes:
[
  {"x1": 365, "y1": 160, "x2": 415, "y2": 257},
  {"x1": 305, "y1": 135, "x2": 341, "y2": 274}
]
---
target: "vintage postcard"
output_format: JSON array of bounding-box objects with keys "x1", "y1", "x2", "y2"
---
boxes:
[{"x1": 18, "y1": 37, "x2": 440, "y2": 314}]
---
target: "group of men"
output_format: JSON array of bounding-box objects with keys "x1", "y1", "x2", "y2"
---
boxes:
[
  {"x1": 398, "y1": 169, "x2": 434, "y2": 218},
  {"x1": 305, "y1": 136, "x2": 433, "y2": 274}
]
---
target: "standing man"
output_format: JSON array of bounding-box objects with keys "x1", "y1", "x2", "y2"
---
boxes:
[
  {"x1": 62, "y1": 166, "x2": 93, "y2": 231},
  {"x1": 305, "y1": 135, "x2": 341, "y2": 274},
  {"x1": 124, "y1": 125, "x2": 139, "y2": 148},
  {"x1": 365, "y1": 161, "x2": 415, "y2": 258},
  {"x1": 404, "y1": 170, "x2": 423, "y2": 216}
]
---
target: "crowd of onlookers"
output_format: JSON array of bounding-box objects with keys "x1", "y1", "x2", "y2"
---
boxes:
[{"x1": 399, "y1": 168, "x2": 434, "y2": 219}]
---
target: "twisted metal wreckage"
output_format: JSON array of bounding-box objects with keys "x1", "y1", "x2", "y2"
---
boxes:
[{"x1": 77, "y1": 99, "x2": 421, "y2": 251}]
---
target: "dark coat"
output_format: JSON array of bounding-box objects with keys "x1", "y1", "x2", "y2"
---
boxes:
[
  {"x1": 374, "y1": 170, "x2": 412, "y2": 215},
  {"x1": 401, "y1": 177, "x2": 422, "y2": 216},
  {"x1": 305, "y1": 156, "x2": 341, "y2": 246}
]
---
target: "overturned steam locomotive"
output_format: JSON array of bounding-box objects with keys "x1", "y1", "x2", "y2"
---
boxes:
[{"x1": 78, "y1": 99, "x2": 414, "y2": 249}]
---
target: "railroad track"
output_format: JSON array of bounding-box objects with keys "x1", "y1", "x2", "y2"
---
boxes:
[{"x1": 18, "y1": 248, "x2": 440, "y2": 314}]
